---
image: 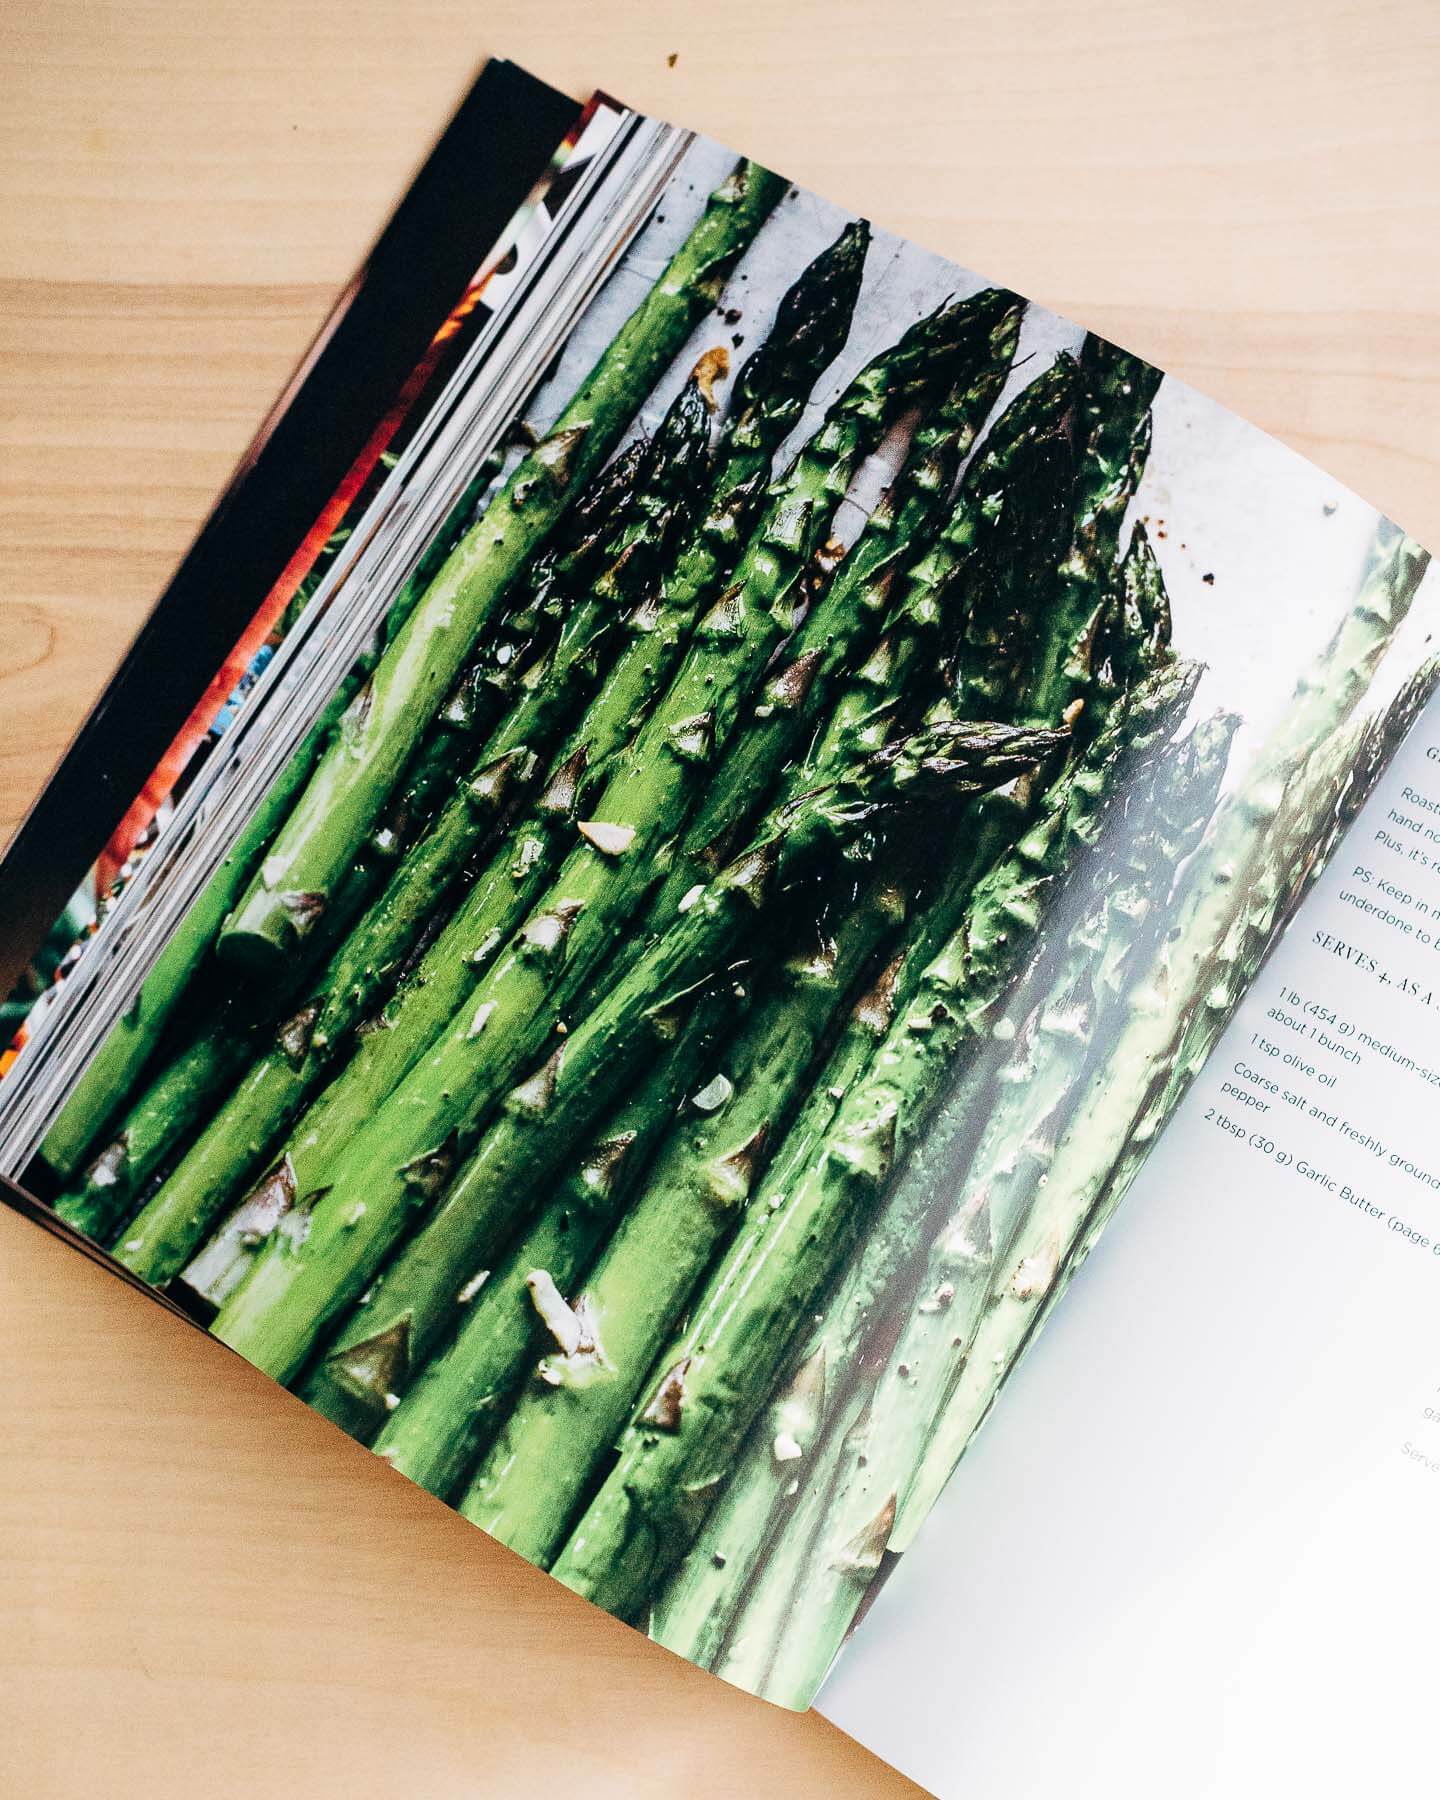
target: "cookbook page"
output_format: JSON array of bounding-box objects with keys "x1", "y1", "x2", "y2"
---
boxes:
[
  {"x1": 2, "y1": 96, "x2": 1434, "y2": 1714},
  {"x1": 820, "y1": 639, "x2": 1440, "y2": 1790}
]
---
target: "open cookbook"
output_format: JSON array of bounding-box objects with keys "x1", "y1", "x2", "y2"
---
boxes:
[{"x1": 3, "y1": 57, "x2": 1438, "y2": 1796}]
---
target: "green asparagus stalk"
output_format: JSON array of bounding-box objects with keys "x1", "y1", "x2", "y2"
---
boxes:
[
  {"x1": 1023, "y1": 336, "x2": 1163, "y2": 721},
  {"x1": 666, "y1": 639, "x2": 1174, "y2": 1665},
  {"x1": 454, "y1": 875, "x2": 911, "y2": 1558},
  {"x1": 548, "y1": 661, "x2": 1197, "y2": 1619},
  {"x1": 1277, "y1": 649, "x2": 1440, "y2": 927},
  {"x1": 110, "y1": 748, "x2": 532, "y2": 1287},
  {"x1": 546, "y1": 221, "x2": 871, "y2": 818},
  {"x1": 292, "y1": 719, "x2": 1060, "y2": 1430},
  {"x1": 881, "y1": 562, "x2": 1138, "y2": 1098},
  {"x1": 35, "y1": 449, "x2": 507, "y2": 1187},
  {"x1": 646, "y1": 676, "x2": 1173, "y2": 1672},
  {"x1": 705, "y1": 1359, "x2": 872, "y2": 1698},
  {"x1": 55, "y1": 716, "x2": 494, "y2": 1246},
  {"x1": 1131, "y1": 523, "x2": 1431, "y2": 1127},
  {"x1": 366, "y1": 982, "x2": 736, "y2": 1487},
  {"x1": 65, "y1": 758, "x2": 527, "y2": 1256},
  {"x1": 557, "y1": 924, "x2": 918, "y2": 1613},
  {"x1": 303, "y1": 875, "x2": 900, "y2": 1441},
  {"x1": 1114, "y1": 518, "x2": 1172, "y2": 689},
  {"x1": 753, "y1": 391, "x2": 1162, "y2": 1238},
  {"x1": 370, "y1": 434, "x2": 652, "y2": 857},
  {"x1": 50, "y1": 1026, "x2": 250, "y2": 1242},
  {"x1": 106, "y1": 409, "x2": 700, "y2": 1284},
  {"x1": 210, "y1": 300, "x2": 1000, "y2": 1383},
  {"x1": 690, "y1": 352, "x2": 1104, "y2": 1174},
  {"x1": 889, "y1": 835, "x2": 1301, "y2": 1561},
  {"x1": 362, "y1": 224, "x2": 871, "y2": 1007},
  {"x1": 848, "y1": 347, "x2": 1130, "y2": 990},
  {"x1": 187, "y1": 226, "x2": 871, "y2": 1283},
  {"x1": 216, "y1": 160, "x2": 786, "y2": 975},
  {"x1": 945, "y1": 360, "x2": 1080, "y2": 720}
]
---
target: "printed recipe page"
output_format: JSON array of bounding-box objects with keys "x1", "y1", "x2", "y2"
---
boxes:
[{"x1": 820, "y1": 672, "x2": 1440, "y2": 1797}]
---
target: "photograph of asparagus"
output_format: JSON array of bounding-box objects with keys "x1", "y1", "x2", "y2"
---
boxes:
[{"x1": 8, "y1": 129, "x2": 1436, "y2": 1708}]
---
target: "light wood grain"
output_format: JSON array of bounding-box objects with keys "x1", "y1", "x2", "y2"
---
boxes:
[{"x1": 1, "y1": 3, "x2": 1437, "y2": 1793}]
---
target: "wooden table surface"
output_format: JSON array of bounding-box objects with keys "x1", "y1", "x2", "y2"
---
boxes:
[{"x1": 2, "y1": 4, "x2": 1437, "y2": 1794}]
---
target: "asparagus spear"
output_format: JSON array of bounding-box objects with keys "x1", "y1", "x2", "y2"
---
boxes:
[
  {"x1": 550, "y1": 221, "x2": 871, "y2": 818},
  {"x1": 797, "y1": 364, "x2": 1160, "y2": 1155},
  {"x1": 1278, "y1": 649, "x2": 1440, "y2": 927},
  {"x1": 111, "y1": 756, "x2": 529, "y2": 1282},
  {"x1": 189, "y1": 227, "x2": 871, "y2": 1280},
  {"x1": 1023, "y1": 336, "x2": 1162, "y2": 721},
  {"x1": 816, "y1": 519, "x2": 1167, "y2": 1263},
  {"x1": 1129, "y1": 522, "x2": 1431, "y2": 1130},
  {"x1": 645, "y1": 524, "x2": 1179, "y2": 1674},
  {"x1": 554, "y1": 925, "x2": 918, "y2": 1615},
  {"x1": 1114, "y1": 518, "x2": 1172, "y2": 688},
  {"x1": 663, "y1": 696, "x2": 1143, "y2": 1671},
  {"x1": 369, "y1": 432, "x2": 653, "y2": 855},
  {"x1": 366, "y1": 983, "x2": 736, "y2": 1486},
  {"x1": 548, "y1": 661, "x2": 1196, "y2": 1618},
  {"x1": 217, "y1": 160, "x2": 786, "y2": 975},
  {"x1": 210, "y1": 301, "x2": 1001, "y2": 1382},
  {"x1": 54, "y1": 717, "x2": 489, "y2": 1246},
  {"x1": 36, "y1": 449, "x2": 506, "y2": 1187},
  {"x1": 705, "y1": 1355, "x2": 873, "y2": 1699},
  {"x1": 943, "y1": 363, "x2": 1081, "y2": 721},
  {"x1": 1075, "y1": 650, "x2": 1440, "y2": 1304},
  {"x1": 106, "y1": 412, "x2": 696, "y2": 1284},
  {"x1": 400, "y1": 436, "x2": 653, "y2": 776},
  {"x1": 63, "y1": 757, "x2": 524, "y2": 1255},
  {"x1": 649, "y1": 878, "x2": 1089, "y2": 1673},
  {"x1": 454, "y1": 877, "x2": 911, "y2": 1557},
  {"x1": 868, "y1": 721, "x2": 1227, "y2": 1547}
]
